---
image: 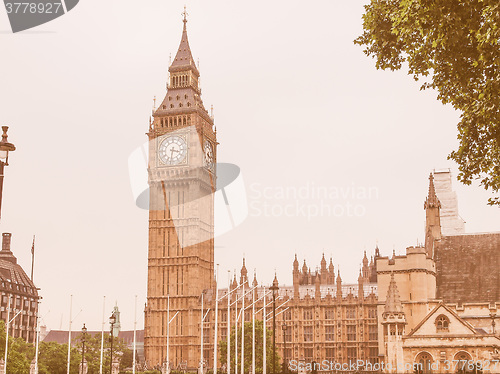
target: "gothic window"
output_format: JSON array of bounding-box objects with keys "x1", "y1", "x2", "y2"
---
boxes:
[
  {"x1": 415, "y1": 352, "x2": 433, "y2": 374},
  {"x1": 284, "y1": 310, "x2": 292, "y2": 320},
  {"x1": 187, "y1": 102, "x2": 191, "y2": 107},
  {"x1": 454, "y1": 352, "x2": 473, "y2": 374},
  {"x1": 304, "y1": 348, "x2": 313, "y2": 361},
  {"x1": 346, "y1": 307, "x2": 356, "y2": 319},
  {"x1": 369, "y1": 347, "x2": 379, "y2": 364},
  {"x1": 179, "y1": 103, "x2": 183, "y2": 108},
  {"x1": 347, "y1": 347, "x2": 357, "y2": 363},
  {"x1": 435, "y1": 315, "x2": 450, "y2": 332},
  {"x1": 220, "y1": 328, "x2": 227, "y2": 341},
  {"x1": 369, "y1": 324, "x2": 378, "y2": 340},
  {"x1": 325, "y1": 308, "x2": 335, "y2": 320},
  {"x1": 170, "y1": 104, "x2": 174, "y2": 108},
  {"x1": 220, "y1": 311, "x2": 227, "y2": 322},
  {"x1": 184, "y1": 94, "x2": 188, "y2": 99},
  {"x1": 325, "y1": 348, "x2": 335, "y2": 361},
  {"x1": 347, "y1": 325, "x2": 356, "y2": 341},
  {"x1": 325, "y1": 325, "x2": 335, "y2": 341},
  {"x1": 368, "y1": 308, "x2": 377, "y2": 319},
  {"x1": 303, "y1": 309, "x2": 313, "y2": 320},
  {"x1": 303, "y1": 326, "x2": 313, "y2": 342},
  {"x1": 176, "y1": 95, "x2": 180, "y2": 100}
]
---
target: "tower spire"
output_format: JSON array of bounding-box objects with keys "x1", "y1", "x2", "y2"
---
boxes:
[{"x1": 182, "y1": 5, "x2": 188, "y2": 24}]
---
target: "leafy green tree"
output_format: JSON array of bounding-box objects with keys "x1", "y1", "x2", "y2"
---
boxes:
[
  {"x1": 73, "y1": 331, "x2": 129, "y2": 374},
  {"x1": 37, "y1": 342, "x2": 80, "y2": 374},
  {"x1": 355, "y1": 0, "x2": 500, "y2": 205},
  {"x1": 219, "y1": 320, "x2": 280, "y2": 374}
]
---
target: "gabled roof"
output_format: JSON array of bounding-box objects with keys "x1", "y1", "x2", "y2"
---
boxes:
[{"x1": 407, "y1": 302, "x2": 477, "y2": 337}]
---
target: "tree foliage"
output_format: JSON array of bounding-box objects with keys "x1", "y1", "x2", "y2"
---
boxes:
[
  {"x1": 355, "y1": 0, "x2": 500, "y2": 205},
  {"x1": 0, "y1": 321, "x2": 132, "y2": 374},
  {"x1": 219, "y1": 320, "x2": 280, "y2": 374}
]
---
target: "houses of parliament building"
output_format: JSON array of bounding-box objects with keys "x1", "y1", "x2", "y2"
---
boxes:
[{"x1": 144, "y1": 12, "x2": 500, "y2": 372}]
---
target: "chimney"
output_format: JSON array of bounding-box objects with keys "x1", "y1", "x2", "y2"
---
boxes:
[
  {"x1": 2, "y1": 233, "x2": 12, "y2": 252},
  {"x1": 0, "y1": 233, "x2": 16, "y2": 264}
]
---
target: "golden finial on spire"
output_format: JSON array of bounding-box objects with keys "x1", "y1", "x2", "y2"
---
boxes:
[
  {"x1": 153, "y1": 96, "x2": 156, "y2": 111},
  {"x1": 210, "y1": 104, "x2": 214, "y2": 119},
  {"x1": 182, "y1": 5, "x2": 188, "y2": 23}
]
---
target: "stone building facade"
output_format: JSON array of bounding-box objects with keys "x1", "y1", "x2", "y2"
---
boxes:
[
  {"x1": 144, "y1": 13, "x2": 500, "y2": 372},
  {"x1": 0, "y1": 233, "x2": 39, "y2": 343},
  {"x1": 378, "y1": 174, "x2": 500, "y2": 373}
]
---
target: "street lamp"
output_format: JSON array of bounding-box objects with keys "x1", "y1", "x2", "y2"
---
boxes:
[
  {"x1": 490, "y1": 312, "x2": 496, "y2": 335},
  {"x1": 270, "y1": 275, "x2": 279, "y2": 374},
  {"x1": 81, "y1": 324, "x2": 87, "y2": 374},
  {"x1": 282, "y1": 323, "x2": 288, "y2": 374},
  {"x1": 109, "y1": 312, "x2": 117, "y2": 374},
  {"x1": 0, "y1": 126, "x2": 16, "y2": 221}
]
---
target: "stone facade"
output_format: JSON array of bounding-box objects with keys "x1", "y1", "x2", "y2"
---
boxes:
[
  {"x1": 0, "y1": 233, "x2": 39, "y2": 343},
  {"x1": 144, "y1": 14, "x2": 216, "y2": 368}
]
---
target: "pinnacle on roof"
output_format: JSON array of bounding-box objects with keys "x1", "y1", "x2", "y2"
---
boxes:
[
  {"x1": 329, "y1": 258, "x2": 334, "y2": 271},
  {"x1": 384, "y1": 273, "x2": 404, "y2": 314},
  {"x1": 362, "y1": 250, "x2": 369, "y2": 266},
  {"x1": 302, "y1": 259, "x2": 308, "y2": 274},
  {"x1": 336, "y1": 269, "x2": 342, "y2": 283},
  {"x1": 293, "y1": 254, "x2": 299, "y2": 267},
  {"x1": 169, "y1": 7, "x2": 199, "y2": 76},
  {"x1": 321, "y1": 253, "x2": 327, "y2": 266},
  {"x1": 424, "y1": 173, "x2": 441, "y2": 209}
]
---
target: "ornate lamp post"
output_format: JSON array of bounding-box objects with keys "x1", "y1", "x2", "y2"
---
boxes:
[
  {"x1": 80, "y1": 324, "x2": 87, "y2": 374},
  {"x1": 0, "y1": 126, "x2": 16, "y2": 221},
  {"x1": 109, "y1": 312, "x2": 117, "y2": 374},
  {"x1": 282, "y1": 323, "x2": 288, "y2": 374},
  {"x1": 270, "y1": 275, "x2": 279, "y2": 374}
]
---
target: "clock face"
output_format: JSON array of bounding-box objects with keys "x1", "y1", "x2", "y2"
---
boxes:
[
  {"x1": 203, "y1": 140, "x2": 214, "y2": 169},
  {"x1": 158, "y1": 136, "x2": 187, "y2": 166}
]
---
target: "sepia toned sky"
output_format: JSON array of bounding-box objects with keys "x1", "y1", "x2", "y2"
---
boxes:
[{"x1": 1, "y1": 0, "x2": 499, "y2": 332}]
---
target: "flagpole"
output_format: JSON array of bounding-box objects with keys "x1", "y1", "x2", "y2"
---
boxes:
[
  {"x1": 234, "y1": 282, "x2": 238, "y2": 374},
  {"x1": 213, "y1": 264, "x2": 219, "y2": 374},
  {"x1": 133, "y1": 295, "x2": 137, "y2": 374},
  {"x1": 4, "y1": 295, "x2": 11, "y2": 373},
  {"x1": 100, "y1": 296, "x2": 105, "y2": 374},
  {"x1": 240, "y1": 281, "x2": 244, "y2": 374},
  {"x1": 252, "y1": 280, "x2": 255, "y2": 374},
  {"x1": 34, "y1": 300, "x2": 41, "y2": 374},
  {"x1": 30, "y1": 235, "x2": 35, "y2": 282},
  {"x1": 263, "y1": 288, "x2": 266, "y2": 374},
  {"x1": 200, "y1": 293, "x2": 204, "y2": 373},
  {"x1": 66, "y1": 295, "x2": 72, "y2": 374},
  {"x1": 227, "y1": 271, "x2": 230, "y2": 374}
]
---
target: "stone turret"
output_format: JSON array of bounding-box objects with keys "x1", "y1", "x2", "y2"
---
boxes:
[
  {"x1": 382, "y1": 273, "x2": 406, "y2": 373},
  {"x1": 424, "y1": 173, "x2": 442, "y2": 258},
  {"x1": 240, "y1": 258, "x2": 248, "y2": 286},
  {"x1": 336, "y1": 270, "x2": 342, "y2": 299}
]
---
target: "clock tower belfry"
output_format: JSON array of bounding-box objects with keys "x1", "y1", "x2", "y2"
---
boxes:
[{"x1": 144, "y1": 11, "x2": 217, "y2": 368}]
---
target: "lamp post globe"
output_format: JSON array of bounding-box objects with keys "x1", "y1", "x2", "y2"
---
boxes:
[
  {"x1": 80, "y1": 324, "x2": 87, "y2": 374},
  {"x1": 0, "y1": 126, "x2": 15, "y2": 221}
]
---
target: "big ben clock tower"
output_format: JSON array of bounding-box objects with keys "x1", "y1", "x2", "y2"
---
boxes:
[{"x1": 144, "y1": 10, "x2": 217, "y2": 368}]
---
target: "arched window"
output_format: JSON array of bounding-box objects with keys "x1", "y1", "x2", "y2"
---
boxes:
[
  {"x1": 436, "y1": 315, "x2": 450, "y2": 332},
  {"x1": 454, "y1": 352, "x2": 474, "y2": 374},
  {"x1": 414, "y1": 352, "x2": 433, "y2": 374}
]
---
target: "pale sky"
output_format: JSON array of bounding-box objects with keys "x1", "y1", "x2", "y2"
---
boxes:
[{"x1": 0, "y1": 0, "x2": 499, "y2": 332}]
